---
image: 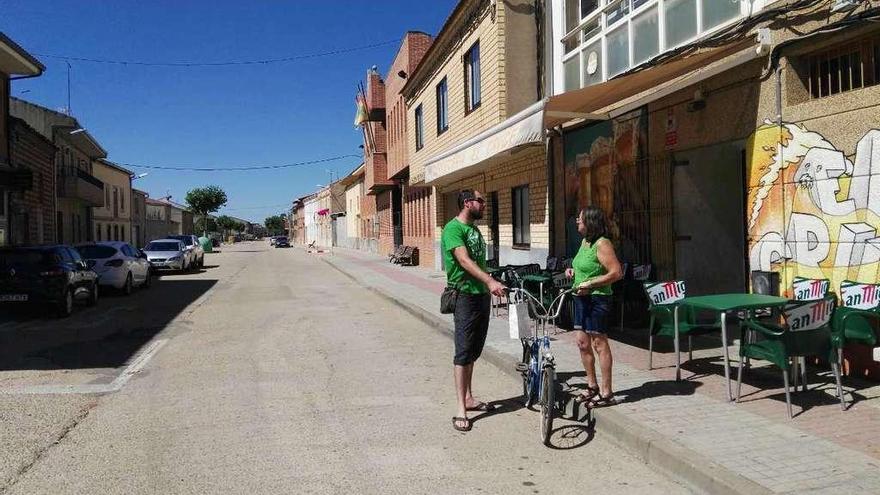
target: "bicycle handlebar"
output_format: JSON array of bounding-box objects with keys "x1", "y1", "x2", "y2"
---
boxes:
[{"x1": 506, "y1": 287, "x2": 573, "y2": 322}]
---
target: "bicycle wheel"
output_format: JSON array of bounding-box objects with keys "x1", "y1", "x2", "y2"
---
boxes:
[{"x1": 540, "y1": 366, "x2": 556, "y2": 446}]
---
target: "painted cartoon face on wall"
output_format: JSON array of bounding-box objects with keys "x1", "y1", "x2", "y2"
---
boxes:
[{"x1": 747, "y1": 121, "x2": 880, "y2": 293}]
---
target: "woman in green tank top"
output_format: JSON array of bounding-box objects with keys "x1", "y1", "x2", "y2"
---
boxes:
[{"x1": 564, "y1": 206, "x2": 623, "y2": 406}]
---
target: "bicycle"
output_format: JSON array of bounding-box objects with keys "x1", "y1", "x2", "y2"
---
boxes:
[{"x1": 507, "y1": 286, "x2": 573, "y2": 446}]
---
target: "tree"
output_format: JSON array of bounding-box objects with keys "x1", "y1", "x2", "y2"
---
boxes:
[
  {"x1": 185, "y1": 186, "x2": 228, "y2": 236},
  {"x1": 196, "y1": 217, "x2": 217, "y2": 234},
  {"x1": 216, "y1": 215, "x2": 237, "y2": 238},
  {"x1": 264, "y1": 215, "x2": 285, "y2": 236}
]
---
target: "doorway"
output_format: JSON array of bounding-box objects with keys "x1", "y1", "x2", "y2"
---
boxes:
[
  {"x1": 392, "y1": 187, "x2": 403, "y2": 248},
  {"x1": 672, "y1": 141, "x2": 747, "y2": 295},
  {"x1": 488, "y1": 191, "x2": 499, "y2": 267}
]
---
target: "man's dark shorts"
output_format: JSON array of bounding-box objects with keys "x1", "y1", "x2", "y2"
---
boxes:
[
  {"x1": 453, "y1": 293, "x2": 491, "y2": 365},
  {"x1": 573, "y1": 294, "x2": 612, "y2": 334}
]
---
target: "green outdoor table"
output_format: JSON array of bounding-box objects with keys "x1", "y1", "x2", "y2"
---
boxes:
[{"x1": 675, "y1": 294, "x2": 789, "y2": 401}]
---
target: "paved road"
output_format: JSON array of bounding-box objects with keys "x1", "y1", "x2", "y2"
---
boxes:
[{"x1": 2, "y1": 243, "x2": 689, "y2": 494}]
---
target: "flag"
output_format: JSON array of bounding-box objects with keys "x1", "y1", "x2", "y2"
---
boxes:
[{"x1": 353, "y1": 95, "x2": 368, "y2": 128}]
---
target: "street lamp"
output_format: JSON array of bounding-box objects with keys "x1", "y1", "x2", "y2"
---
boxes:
[
  {"x1": 131, "y1": 173, "x2": 149, "y2": 180},
  {"x1": 68, "y1": 128, "x2": 85, "y2": 135}
]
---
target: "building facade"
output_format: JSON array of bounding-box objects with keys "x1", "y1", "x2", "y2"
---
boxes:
[
  {"x1": 544, "y1": 0, "x2": 880, "y2": 376},
  {"x1": 7, "y1": 117, "x2": 55, "y2": 246},
  {"x1": 404, "y1": 0, "x2": 549, "y2": 270},
  {"x1": 131, "y1": 189, "x2": 147, "y2": 248},
  {"x1": 10, "y1": 98, "x2": 106, "y2": 246},
  {"x1": 0, "y1": 35, "x2": 44, "y2": 246},
  {"x1": 385, "y1": 32, "x2": 435, "y2": 267},
  {"x1": 92, "y1": 159, "x2": 133, "y2": 243}
]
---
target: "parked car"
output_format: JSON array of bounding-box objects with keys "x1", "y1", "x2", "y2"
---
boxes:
[
  {"x1": 274, "y1": 236, "x2": 290, "y2": 248},
  {"x1": 143, "y1": 239, "x2": 188, "y2": 272},
  {"x1": 269, "y1": 236, "x2": 277, "y2": 246},
  {"x1": 166, "y1": 235, "x2": 204, "y2": 269},
  {"x1": 0, "y1": 245, "x2": 99, "y2": 317},
  {"x1": 76, "y1": 241, "x2": 152, "y2": 295}
]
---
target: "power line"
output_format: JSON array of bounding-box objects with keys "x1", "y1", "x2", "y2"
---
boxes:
[
  {"x1": 34, "y1": 38, "x2": 401, "y2": 67},
  {"x1": 119, "y1": 154, "x2": 361, "y2": 171},
  {"x1": 222, "y1": 203, "x2": 290, "y2": 211}
]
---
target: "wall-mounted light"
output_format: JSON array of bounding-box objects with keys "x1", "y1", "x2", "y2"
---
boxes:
[
  {"x1": 686, "y1": 89, "x2": 706, "y2": 113},
  {"x1": 69, "y1": 128, "x2": 85, "y2": 135},
  {"x1": 398, "y1": 70, "x2": 407, "y2": 79}
]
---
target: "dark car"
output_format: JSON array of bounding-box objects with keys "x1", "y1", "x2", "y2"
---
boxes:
[
  {"x1": 274, "y1": 236, "x2": 290, "y2": 248},
  {"x1": 0, "y1": 245, "x2": 100, "y2": 317}
]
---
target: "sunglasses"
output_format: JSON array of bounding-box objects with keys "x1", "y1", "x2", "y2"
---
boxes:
[{"x1": 467, "y1": 197, "x2": 486, "y2": 205}]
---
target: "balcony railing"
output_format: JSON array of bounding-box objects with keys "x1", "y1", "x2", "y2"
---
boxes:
[{"x1": 58, "y1": 168, "x2": 104, "y2": 206}]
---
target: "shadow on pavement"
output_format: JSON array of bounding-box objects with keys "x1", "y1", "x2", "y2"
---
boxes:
[
  {"x1": 0, "y1": 278, "x2": 217, "y2": 371},
  {"x1": 616, "y1": 380, "x2": 702, "y2": 404},
  {"x1": 547, "y1": 416, "x2": 595, "y2": 450}
]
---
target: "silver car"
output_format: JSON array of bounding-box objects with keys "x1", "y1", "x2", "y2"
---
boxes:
[
  {"x1": 166, "y1": 235, "x2": 204, "y2": 269},
  {"x1": 143, "y1": 239, "x2": 187, "y2": 272}
]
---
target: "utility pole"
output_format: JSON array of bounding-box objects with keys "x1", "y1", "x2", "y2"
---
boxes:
[{"x1": 66, "y1": 61, "x2": 72, "y2": 114}]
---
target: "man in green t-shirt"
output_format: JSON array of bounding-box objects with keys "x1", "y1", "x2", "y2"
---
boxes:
[{"x1": 441, "y1": 189, "x2": 504, "y2": 432}]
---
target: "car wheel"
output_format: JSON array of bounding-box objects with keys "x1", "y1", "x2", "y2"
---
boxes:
[
  {"x1": 57, "y1": 289, "x2": 74, "y2": 318},
  {"x1": 87, "y1": 282, "x2": 99, "y2": 306},
  {"x1": 143, "y1": 270, "x2": 152, "y2": 288},
  {"x1": 123, "y1": 273, "x2": 133, "y2": 295}
]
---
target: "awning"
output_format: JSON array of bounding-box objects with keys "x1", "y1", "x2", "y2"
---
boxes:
[
  {"x1": 544, "y1": 40, "x2": 755, "y2": 128},
  {"x1": 423, "y1": 100, "x2": 545, "y2": 185}
]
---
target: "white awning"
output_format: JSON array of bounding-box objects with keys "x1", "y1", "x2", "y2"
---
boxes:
[{"x1": 423, "y1": 100, "x2": 546, "y2": 185}]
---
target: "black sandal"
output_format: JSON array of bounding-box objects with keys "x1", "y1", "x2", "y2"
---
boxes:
[
  {"x1": 575, "y1": 385, "x2": 600, "y2": 403},
  {"x1": 588, "y1": 393, "x2": 618, "y2": 408},
  {"x1": 452, "y1": 416, "x2": 472, "y2": 432}
]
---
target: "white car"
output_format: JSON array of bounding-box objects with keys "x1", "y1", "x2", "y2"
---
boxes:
[
  {"x1": 143, "y1": 239, "x2": 188, "y2": 273},
  {"x1": 76, "y1": 241, "x2": 152, "y2": 295},
  {"x1": 166, "y1": 235, "x2": 204, "y2": 269}
]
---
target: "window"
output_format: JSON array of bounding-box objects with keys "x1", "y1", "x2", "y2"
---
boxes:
[
  {"x1": 465, "y1": 41, "x2": 481, "y2": 112},
  {"x1": 121, "y1": 190, "x2": 125, "y2": 212},
  {"x1": 96, "y1": 224, "x2": 101, "y2": 241},
  {"x1": 802, "y1": 37, "x2": 879, "y2": 100},
  {"x1": 512, "y1": 186, "x2": 530, "y2": 247},
  {"x1": 415, "y1": 104, "x2": 424, "y2": 150},
  {"x1": 664, "y1": 0, "x2": 698, "y2": 48},
  {"x1": 702, "y1": 0, "x2": 740, "y2": 31},
  {"x1": 633, "y1": 7, "x2": 659, "y2": 65},
  {"x1": 560, "y1": 0, "x2": 742, "y2": 91},
  {"x1": 607, "y1": 24, "x2": 629, "y2": 77},
  {"x1": 436, "y1": 77, "x2": 448, "y2": 134},
  {"x1": 106, "y1": 224, "x2": 111, "y2": 240},
  {"x1": 114, "y1": 225, "x2": 119, "y2": 241},
  {"x1": 105, "y1": 186, "x2": 111, "y2": 209}
]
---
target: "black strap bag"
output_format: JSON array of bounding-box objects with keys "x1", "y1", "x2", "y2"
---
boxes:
[{"x1": 440, "y1": 285, "x2": 460, "y2": 314}]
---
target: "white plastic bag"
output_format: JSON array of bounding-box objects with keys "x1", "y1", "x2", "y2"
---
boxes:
[{"x1": 509, "y1": 302, "x2": 531, "y2": 339}]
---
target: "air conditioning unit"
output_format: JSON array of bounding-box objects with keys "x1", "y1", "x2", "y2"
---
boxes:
[{"x1": 832, "y1": 0, "x2": 861, "y2": 13}]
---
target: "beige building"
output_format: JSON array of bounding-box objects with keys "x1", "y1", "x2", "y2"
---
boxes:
[
  {"x1": 403, "y1": 0, "x2": 548, "y2": 269},
  {"x1": 93, "y1": 159, "x2": 132, "y2": 243}
]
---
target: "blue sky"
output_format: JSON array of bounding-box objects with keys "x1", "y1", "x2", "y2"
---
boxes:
[{"x1": 1, "y1": 0, "x2": 455, "y2": 223}]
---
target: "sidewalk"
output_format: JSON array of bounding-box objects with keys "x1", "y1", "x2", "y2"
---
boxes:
[{"x1": 316, "y1": 246, "x2": 880, "y2": 494}]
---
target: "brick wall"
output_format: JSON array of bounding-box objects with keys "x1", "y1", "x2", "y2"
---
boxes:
[
  {"x1": 436, "y1": 146, "x2": 548, "y2": 267},
  {"x1": 386, "y1": 32, "x2": 433, "y2": 179},
  {"x1": 364, "y1": 69, "x2": 393, "y2": 192},
  {"x1": 9, "y1": 118, "x2": 56, "y2": 245},
  {"x1": 402, "y1": 184, "x2": 435, "y2": 267},
  {"x1": 375, "y1": 191, "x2": 395, "y2": 256}
]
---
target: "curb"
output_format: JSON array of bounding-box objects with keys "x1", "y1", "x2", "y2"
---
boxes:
[{"x1": 320, "y1": 254, "x2": 771, "y2": 495}]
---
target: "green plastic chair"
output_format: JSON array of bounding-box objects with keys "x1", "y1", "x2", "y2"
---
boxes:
[
  {"x1": 643, "y1": 281, "x2": 720, "y2": 370},
  {"x1": 736, "y1": 294, "x2": 842, "y2": 419},
  {"x1": 830, "y1": 280, "x2": 880, "y2": 408}
]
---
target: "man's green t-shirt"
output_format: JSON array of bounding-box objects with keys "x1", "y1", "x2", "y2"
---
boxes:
[{"x1": 441, "y1": 218, "x2": 488, "y2": 295}]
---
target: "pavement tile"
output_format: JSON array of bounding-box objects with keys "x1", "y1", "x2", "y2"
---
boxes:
[{"x1": 322, "y1": 247, "x2": 880, "y2": 494}]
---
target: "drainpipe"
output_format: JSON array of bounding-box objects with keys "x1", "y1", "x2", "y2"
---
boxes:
[{"x1": 775, "y1": 64, "x2": 785, "y2": 289}]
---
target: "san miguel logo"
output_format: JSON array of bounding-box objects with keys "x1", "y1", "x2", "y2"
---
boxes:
[
  {"x1": 841, "y1": 281, "x2": 880, "y2": 310},
  {"x1": 787, "y1": 299, "x2": 834, "y2": 331},
  {"x1": 646, "y1": 281, "x2": 686, "y2": 305},
  {"x1": 792, "y1": 278, "x2": 830, "y2": 301}
]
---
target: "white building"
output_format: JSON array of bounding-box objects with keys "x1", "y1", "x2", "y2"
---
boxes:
[{"x1": 303, "y1": 195, "x2": 320, "y2": 246}]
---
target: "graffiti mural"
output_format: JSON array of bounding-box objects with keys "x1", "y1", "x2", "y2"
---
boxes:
[
  {"x1": 562, "y1": 108, "x2": 649, "y2": 260},
  {"x1": 747, "y1": 121, "x2": 880, "y2": 294}
]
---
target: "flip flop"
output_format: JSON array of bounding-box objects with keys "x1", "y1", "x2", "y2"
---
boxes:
[
  {"x1": 588, "y1": 394, "x2": 618, "y2": 408},
  {"x1": 574, "y1": 385, "x2": 600, "y2": 403},
  {"x1": 466, "y1": 401, "x2": 494, "y2": 412},
  {"x1": 452, "y1": 416, "x2": 472, "y2": 432}
]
